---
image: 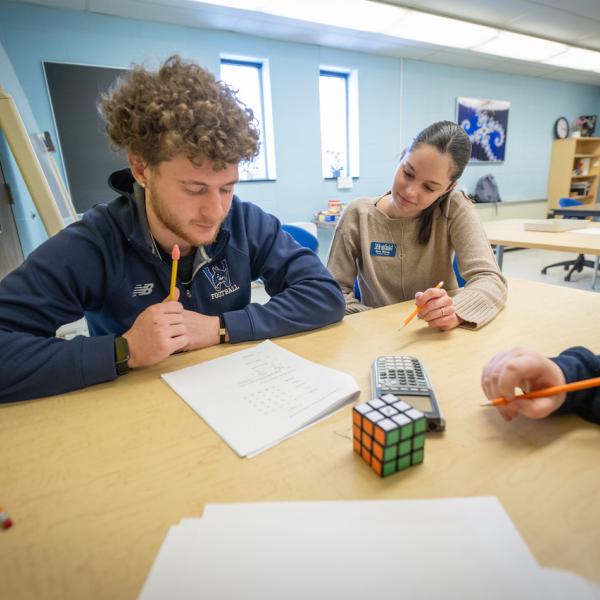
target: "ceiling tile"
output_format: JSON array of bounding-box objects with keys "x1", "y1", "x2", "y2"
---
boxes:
[
  {"x1": 506, "y1": 6, "x2": 600, "y2": 47},
  {"x1": 531, "y1": 0, "x2": 600, "y2": 20},
  {"x1": 382, "y1": 0, "x2": 533, "y2": 27}
]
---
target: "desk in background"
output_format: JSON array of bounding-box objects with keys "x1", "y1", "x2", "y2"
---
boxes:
[
  {"x1": 550, "y1": 203, "x2": 600, "y2": 219},
  {"x1": 1, "y1": 278, "x2": 599, "y2": 600},
  {"x1": 483, "y1": 218, "x2": 600, "y2": 288}
]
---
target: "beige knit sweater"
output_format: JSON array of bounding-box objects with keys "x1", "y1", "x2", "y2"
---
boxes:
[{"x1": 326, "y1": 191, "x2": 507, "y2": 328}]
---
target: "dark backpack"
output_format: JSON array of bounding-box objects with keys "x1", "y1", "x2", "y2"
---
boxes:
[{"x1": 474, "y1": 174, "x2": 501, "y2": 203}]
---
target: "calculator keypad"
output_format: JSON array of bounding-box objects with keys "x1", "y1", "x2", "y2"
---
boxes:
[{"x1": 376, "y1": 356, "x2": 430, "y2": 395}]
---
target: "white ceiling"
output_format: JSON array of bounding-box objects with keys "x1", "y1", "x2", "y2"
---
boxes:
[{"x1": 9, "y1": 0, "x2": 600, "y2": 85}]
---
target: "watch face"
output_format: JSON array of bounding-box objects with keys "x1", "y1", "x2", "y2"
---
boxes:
[{"x1": 555, "y1": 117, "x2": 569, "y2": 139}]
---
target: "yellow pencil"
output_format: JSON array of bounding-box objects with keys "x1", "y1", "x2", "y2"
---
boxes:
[
  {"x1": 480, "y1": 376, "x2": 600, "y2": 407},
  {"x1": 401, "y1": 280, "x2": 444, "y2": 328},
  {"x1": 169, "y1": 244, "x2": 180, "y2": 301}
]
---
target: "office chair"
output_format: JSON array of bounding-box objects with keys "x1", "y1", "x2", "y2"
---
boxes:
[
  {"x1": 541, "y1": 198, "x2": 598, "y2": 282},
  {"x1": 281, "y1": 223, "x2": 319, "y2": 252},
  {"x1": 453, "y1": 255, "x2": 465, "y2": 288}
]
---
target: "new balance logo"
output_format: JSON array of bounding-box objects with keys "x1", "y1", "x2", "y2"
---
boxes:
[{"x1": 132, "y1": 283, "x2": 154, "y2": 297}]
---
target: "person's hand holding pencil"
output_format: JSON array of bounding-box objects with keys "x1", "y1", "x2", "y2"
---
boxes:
[
  {"x1": 480, "y1": 347, "x2": 571, "y2": 421},
  {"x1": 121, "y1": 243, "x2": 188, "y2": 369},
  {"x1": 402, "y1": 281, "x2": 462, "y2": 331}
]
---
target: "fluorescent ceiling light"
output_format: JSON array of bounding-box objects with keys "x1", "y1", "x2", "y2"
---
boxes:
[
  {"x1": 197, "y1": 0, "x2": 406, "y2": 33},
  {"x1": 473, "y1": 31, "x2": 567, "y2": 62},
  {"x1": 263, "y1": 0, "x2": 407, "y2": 34},
  {"x1": 542, "y1": 47, "x2": 600, "y2": 71},
  {"x1": 380, "y1": 10, "x2": 497, "y2": 49},
  {"x1": 195, "y1": 0, "x2": 600, "y2": 73}
]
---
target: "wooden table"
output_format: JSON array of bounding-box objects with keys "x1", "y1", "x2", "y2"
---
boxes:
[
  {"x1": 1, "y1": 278, "x2": 599, "y2": 600},
  {"x1": 550, "y1": 203, "x2": 600, "y2": 219},
  {"x1": 483, "y1": 218, "x2": 600, "y2": 287}
]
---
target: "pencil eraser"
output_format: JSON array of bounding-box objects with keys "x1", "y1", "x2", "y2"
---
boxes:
[{"x1": 171, "y1": 244, "x2": 180, "y2": 261}]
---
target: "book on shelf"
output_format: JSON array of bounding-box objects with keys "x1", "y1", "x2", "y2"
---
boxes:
[
  {"x1": 572, "y1": 157, "x2": 590, "y2": 176},
  {"x1": 570, "y1": 181, "x2": 590, "y2": 197}
]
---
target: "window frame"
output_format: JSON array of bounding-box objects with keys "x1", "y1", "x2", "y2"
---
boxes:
[
  {"x1": 319, "y1": 66, "x2": 359, "y2": 179},
  {"x1": 220, "y1": 55, "x2": 277, "y2": 181}
]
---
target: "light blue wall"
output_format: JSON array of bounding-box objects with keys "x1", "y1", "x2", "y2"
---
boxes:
[
  {"x1": 1, "y1": 0, "x2": 600, "y2": 257},
  {"x1": 401, "y1": 60, "x2": 600, "y2": 200},
  {"x1": 0, "y1": 0, "x2": 399, "y2": 250}
]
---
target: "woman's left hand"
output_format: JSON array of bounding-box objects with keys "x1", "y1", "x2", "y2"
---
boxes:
[{"x1": 415, "y1": 287, "x2": 462, "y2": 331}]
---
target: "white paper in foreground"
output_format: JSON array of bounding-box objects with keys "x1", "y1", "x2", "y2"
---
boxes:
[{"x1": 138, "y1": 497, "x2": 600, "y2": 600}]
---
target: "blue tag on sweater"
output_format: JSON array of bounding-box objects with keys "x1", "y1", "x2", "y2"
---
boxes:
[{"x1": 370, "y1": 242, "x2": 397, "y2": 257}]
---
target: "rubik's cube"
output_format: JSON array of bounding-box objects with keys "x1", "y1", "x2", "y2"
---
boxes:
[{"x1": 352, "y1": 395, "x2": 426, "y2": 477}]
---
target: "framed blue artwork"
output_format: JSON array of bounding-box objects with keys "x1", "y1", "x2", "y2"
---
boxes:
[{"x1": 457, "y1": 97, "x2": 510, "y2": 162}]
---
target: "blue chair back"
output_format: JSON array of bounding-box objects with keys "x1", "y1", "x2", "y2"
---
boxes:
[
  {"x1": 559, "y1": 198, "x2": 583, "y2": 208},
  {"x1": 453, "y1": 255, "x2": 465, "y2": 288},
  {"x1": 281, "y1": 224, "x2": 318, "y2": 252}
]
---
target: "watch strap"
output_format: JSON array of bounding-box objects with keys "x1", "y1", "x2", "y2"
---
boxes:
[
  {"x1": 218, "y1": 314, "x2": 227, "y2": 344},
  {"x1": 114, "y1": 336, "x2": 130, "y2": 376}
]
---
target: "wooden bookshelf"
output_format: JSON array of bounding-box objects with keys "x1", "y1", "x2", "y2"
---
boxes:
[{"x1": 547, "y1": 137, "x2": 600, "y2": 210}]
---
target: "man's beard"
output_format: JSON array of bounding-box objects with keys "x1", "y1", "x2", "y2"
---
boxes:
[{"x1": 147, "y1": 183, "x2": 221, "y2": 247}]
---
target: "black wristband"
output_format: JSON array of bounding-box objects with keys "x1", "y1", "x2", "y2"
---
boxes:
[
  {"x1": 114, "y1": 336, "x2": 130, "y2": 376},
  {"x1": 218, "y1": 314, "x2": 227, "y2": 344}
]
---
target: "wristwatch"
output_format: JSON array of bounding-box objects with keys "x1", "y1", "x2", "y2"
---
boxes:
[
  {"x1": 114, "y1": 336, "x2": 130, "y2": 376},
  {"x1": 218, "y1": 314, "x2": 227, "y2": 344}
]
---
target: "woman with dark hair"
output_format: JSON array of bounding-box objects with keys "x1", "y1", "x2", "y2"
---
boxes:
[{"x1": 327, "y1": 120, "x2": 507, "y2": 330}]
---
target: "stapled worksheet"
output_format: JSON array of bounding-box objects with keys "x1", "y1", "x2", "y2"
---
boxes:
[{"x1": 161, "y1": 340, "x2": 359, "y2": 457}]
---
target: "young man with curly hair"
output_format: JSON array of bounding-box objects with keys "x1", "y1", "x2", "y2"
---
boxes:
[{"x1": 0, "y1": 55, "x2": 345, "y2": 402}]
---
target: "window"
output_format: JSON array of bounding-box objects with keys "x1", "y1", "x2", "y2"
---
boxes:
[
  {"x1": 220, "y1": 57, "x2": 276, "y2": 181},
  {"x1": 319, "y1": 67, "x2": 359, "y2": 179}
]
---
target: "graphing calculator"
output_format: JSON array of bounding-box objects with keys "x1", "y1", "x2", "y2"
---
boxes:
[{"x1": 370, "y1": 356, "x2": 445, "y2": 432}]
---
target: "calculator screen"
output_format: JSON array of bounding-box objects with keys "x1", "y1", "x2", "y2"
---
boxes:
[{"x1": 398, "y1": 395, "x2": 433, "y2": 413}]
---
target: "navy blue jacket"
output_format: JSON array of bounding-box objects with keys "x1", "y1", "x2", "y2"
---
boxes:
[
  {"x1": 552, "y1": 346, "x2": 600, "y2": 424},
  {"x1": 0, "y1": 169, "x2": 344, "y2": 402}
]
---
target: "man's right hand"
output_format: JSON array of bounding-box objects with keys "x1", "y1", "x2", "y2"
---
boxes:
[{"x1": 122, "y1": 291, "x2": 189, "y2": 368}]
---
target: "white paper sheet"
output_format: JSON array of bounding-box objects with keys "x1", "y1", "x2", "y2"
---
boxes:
[
  {"x1": 138, "y1": 497, "x2": 600, "y2": 600},
  {"x1": 161, "y1": 340, "x2": 359, "y2": 457},
  {"x1": 577, "y1": 227, "x2": 600, "y2": 235}
]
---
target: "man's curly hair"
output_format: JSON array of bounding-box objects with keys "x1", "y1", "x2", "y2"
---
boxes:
[{"x1": 99, "y1": 55, "x2": 260, "y2": 170}]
